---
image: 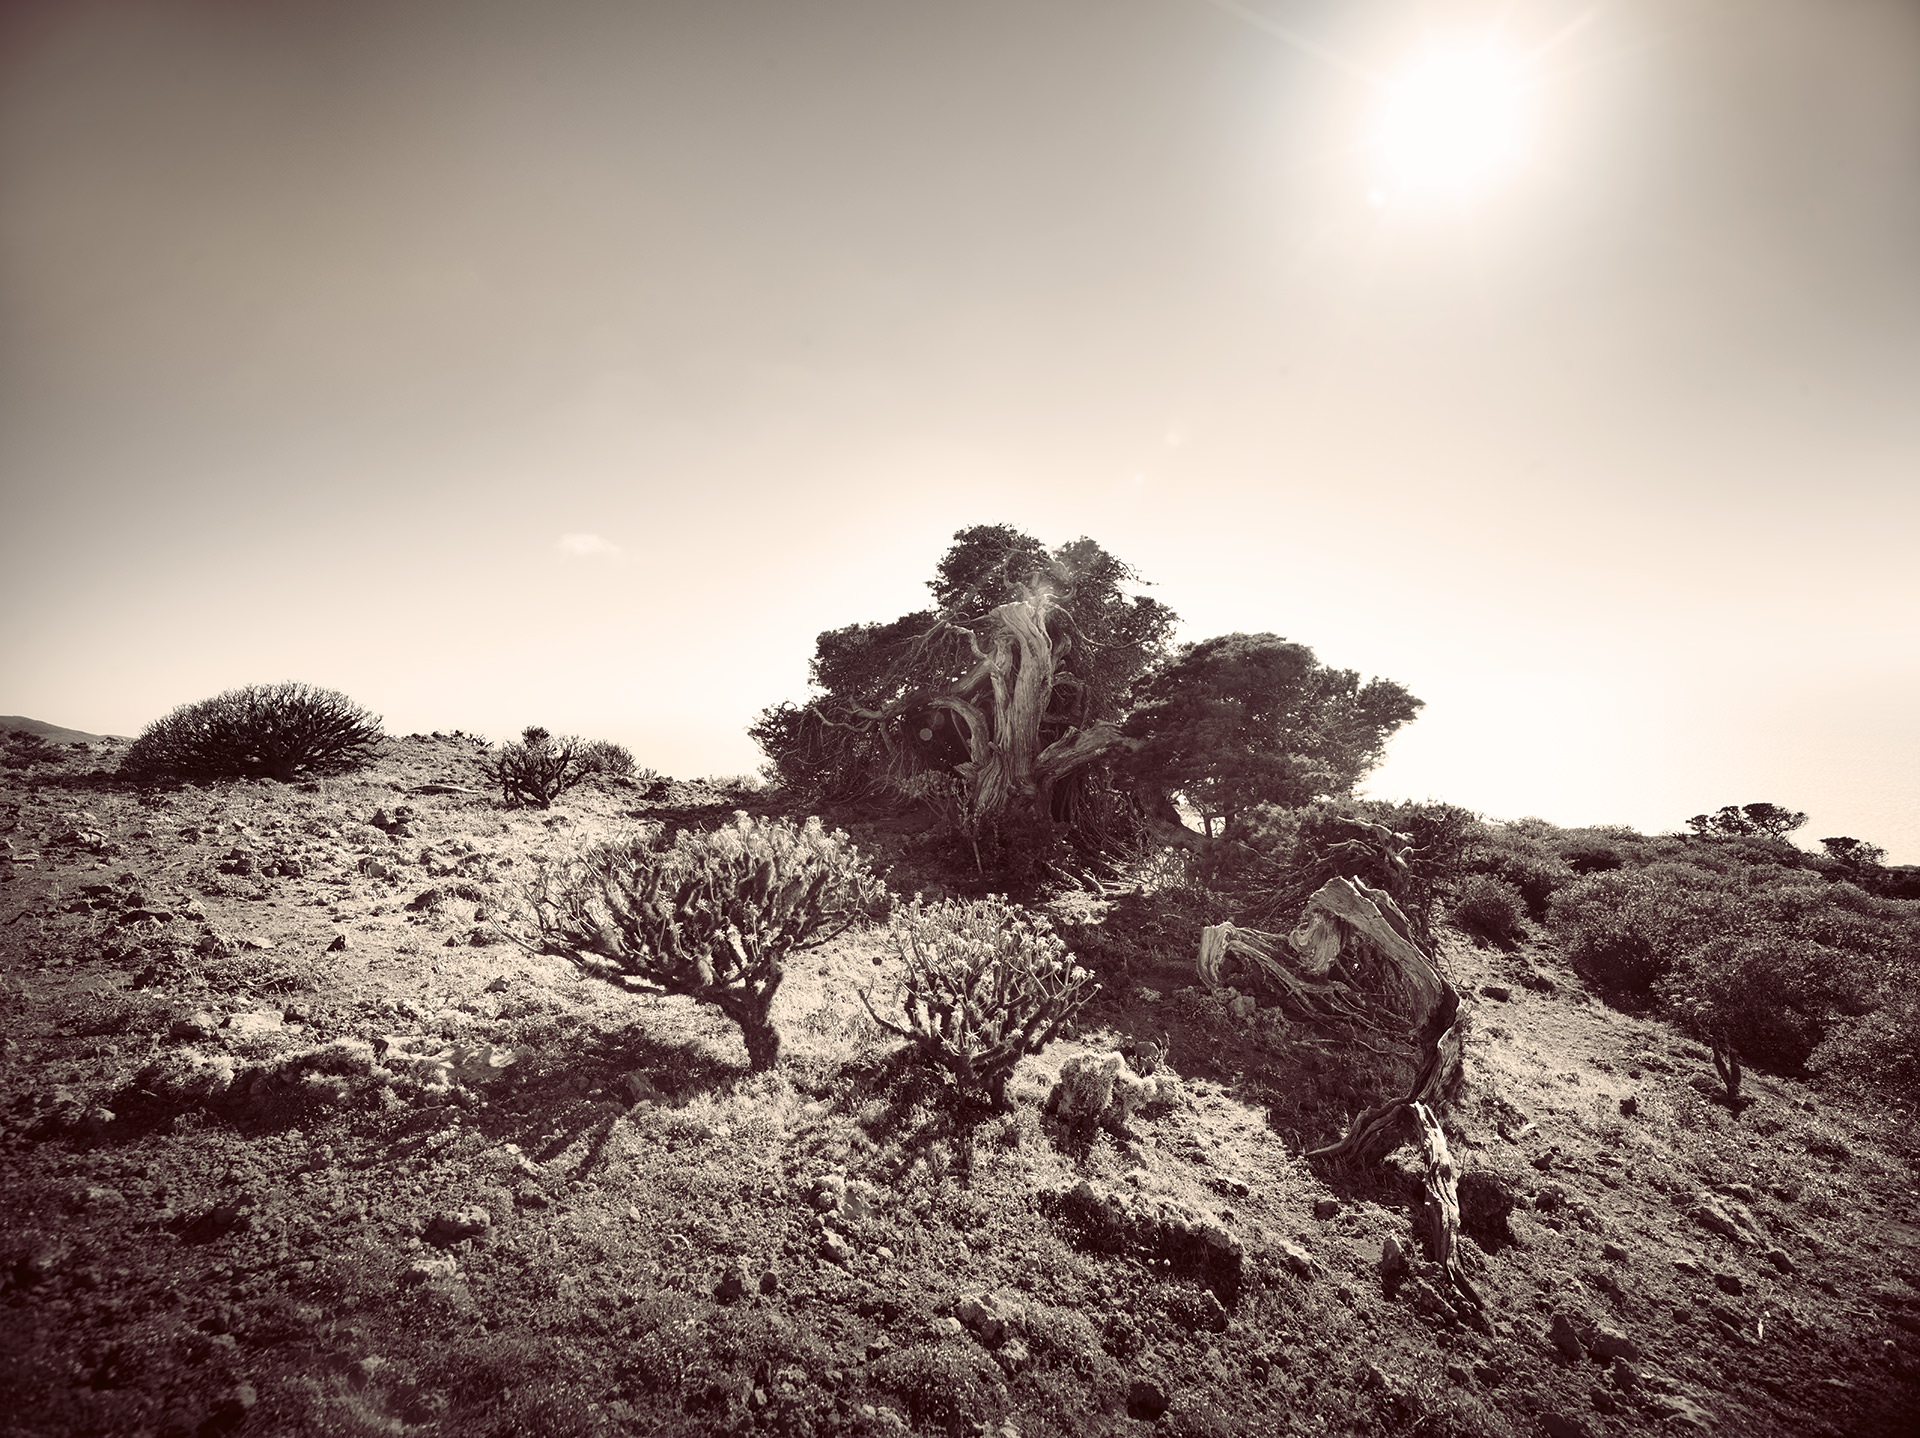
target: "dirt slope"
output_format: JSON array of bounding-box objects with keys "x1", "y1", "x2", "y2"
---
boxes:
[{"x1": 1, "y1": 737, "x2": 1916, "y2": 1437}]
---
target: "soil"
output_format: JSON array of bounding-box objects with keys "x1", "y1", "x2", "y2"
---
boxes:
[{"x1": 2, "y1": 735, "x2": 1917, "y2": 1437}]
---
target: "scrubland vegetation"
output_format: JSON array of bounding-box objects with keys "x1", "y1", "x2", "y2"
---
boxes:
[
  {"x1": 121, "y1": 683, "x2": 386, "y2": 783},
  {"x1": 3, "y1": 523, "x2": 1916, "y2": 1436}
]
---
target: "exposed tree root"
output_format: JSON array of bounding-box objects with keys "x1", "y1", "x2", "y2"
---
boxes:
[
  {"x1": 1196, "y1": 874, "x2": 1481, "y2": 1315},
  {"x1": 1410, "y1": 1098, "x2": 1484, "y2": 1313}
]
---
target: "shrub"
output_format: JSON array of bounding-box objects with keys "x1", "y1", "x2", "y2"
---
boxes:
[
  {"x1": 1449, "y1": 874, "x2": 1528, "y2": 948},
  {"x1": 122, "y1": 682, "x2": 384, "y2": 782},
  {"x1": 1464, "y1": 824, "x2": 1573, "y2": 920},
  {"x1": 1674, "y1": 831, "x2": 1815, "y2": 878},
  {"x1": 523, "y1": 813, "x2": 887, "y2": 1070},
  {"x1": 1658, "y1": 934, "x2": 1860, "y2": 1075},
  {"x1": 862, "y1": 895, "x2": 1095, "y2": 1107},
  {"x1": 1231, "y1": 798, "x2": 1476, "y2": 940},
  {"x1": 484, "y1": 727, "x2": 588, "y2": 808},
  {"x1": 1815, "y1": 984, "x2": 1920, "y2": 1101},
  {"x1": 575, "y1": 739, "x2": 637, "y2": 777},
  {"x1": 1562, "y1": 841, "x2": 1624, "y2": 875},
  {"x1": 1, "y1": 730, "x2": 58, "y2": 771},
  {"x1": 1548, "y1": 863, "x2": 1742, "y2": 1000}
]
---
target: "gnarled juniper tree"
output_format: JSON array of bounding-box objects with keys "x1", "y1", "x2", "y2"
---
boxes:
[
  {"x1": 751, "y1": 526, "x2": 1422, "y2": 868},
  {"x1": 751, "y1": 524, "x2": 1180, "y2": 851}
]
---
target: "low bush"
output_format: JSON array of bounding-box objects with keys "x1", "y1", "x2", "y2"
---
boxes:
[
  {"x1": 484, "y1": 727, "x2": 588, "y2": 808},
  {"x1": 1449, "y1": 873, "x2": 1528, "y2": 948},
  {"x1": 1815, "y1": 985, "x2": 1920, "y2": 1101},
  {"x1": 1547, "y1": 862, "x2": 1743, "y2": 1000},
  {"x1": 1463, "y1": 823, "x2": 1574, "y2": 920},
  {"x1": 1657, "y1": 934, "x2": 1861, "y2": 1074},
  {"x1": 863, "y1": 894, "x2": 1095, "y2": 1107},
  {"x1": 523, "y1": 813, "x2": 888, "y2": 1071},
  {"x1": 1230, "y1": 798, "x2": 1476, "y2": 940},
  {"x1": 1562, "y1": 840, "x2": 1624, "y2": 874},
  {"x1": 575, "y1": 739, "x2": 637, "y2": 777},
  {"x1": 2, "y1": 730, "x2": 60, "y2": 771},
  {"x1": 1663, "y1": 832, "x2": 1813, "y2": 881},
  {"x1": 122, "y1": 682, "x2": 384, "y2": 782}
]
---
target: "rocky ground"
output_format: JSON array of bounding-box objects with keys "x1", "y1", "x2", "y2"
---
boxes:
[{"x1": 2, "y1": 735, "x2": 1917, "y2": 1437}]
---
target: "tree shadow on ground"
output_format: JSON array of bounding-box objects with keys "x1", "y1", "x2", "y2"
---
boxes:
[
  {"x1": 617, "y1": 781, "x2": 793, "y2": 848},
  {"x1": 469, "y1": 1022, "x2": 745, "y2": 1162},
  {"x1": 845, "y1": 1046, "x2": 998, "y2": 1188}
]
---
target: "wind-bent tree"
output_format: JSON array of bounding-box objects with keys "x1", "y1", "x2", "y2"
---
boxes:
[
  {"x1": 1684, "y1": 803, "x2": 1808, "y2": 841},
  {"x1": 1820, "y1": 836, "x2": 1887, "y2": 871},
  {"x1": 753, "y1": 527, "x2": 1427, "y2": 864},
  {"x1": 751, "y1": 524, "x2": 1178, "y2": 840},
  {"x1": 1119, "y1": 632, "x2": 1423, "y2": 837}
]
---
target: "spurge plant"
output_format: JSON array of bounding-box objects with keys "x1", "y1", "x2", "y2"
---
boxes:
[
  {"x1": 484, "y1": 727, "x2": 590, "y2": 808},
  {"x1": 122, "y1": 682, "x2": 384, "y2": 782},
  {"x1": 862, "y1": 895, "x2": 1096, "y2": 1107},
  {"x1": 522, "y1": 813, "x2": 887, "y2": 1070}
]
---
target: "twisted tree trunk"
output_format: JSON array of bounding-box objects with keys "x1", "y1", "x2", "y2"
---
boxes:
[
  {"x1": 933, "y1": 595, "x2": 1136, "y2": 837},
  {"x1": 1409, "y1": 1099, "x2": 1484, "y2": 1312},
  {"x1": 1196, "y1": 877, "x2": 1468, "y2": 1166},
  {"x1": 716, "y1": 990, "x2": 783, "y2": 1072}
]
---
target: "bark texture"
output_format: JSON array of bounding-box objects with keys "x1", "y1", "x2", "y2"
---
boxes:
[
  {"x1": 1410, "y1": 1099, "x2": 1484, "y2": 1312},
  {"x1": 1196, "y1": 877, "x2": 1467, "y2": 1166}
]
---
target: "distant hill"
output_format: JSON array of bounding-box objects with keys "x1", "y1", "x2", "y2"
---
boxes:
[{"x1": 0, "y1": 716, "x2": 123, "y2": 744}]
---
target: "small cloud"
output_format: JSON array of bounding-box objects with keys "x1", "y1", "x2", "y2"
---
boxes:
[{"x1": 557, "y1": 533, "x2": 621, "y2": 557}]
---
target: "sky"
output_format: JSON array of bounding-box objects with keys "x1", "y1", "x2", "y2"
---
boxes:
[{"x1": 3, "y1": 0, "x2": 1916, "y2": 861}]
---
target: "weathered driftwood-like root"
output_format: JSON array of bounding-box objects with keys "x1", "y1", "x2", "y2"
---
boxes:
[
  {"x1": 1199, "y1": 878, "x2": 1483, "y2": 1314},
  {"x1": 1196, "y1": 923, "x2": 1375, "y2": 1025},
  {"x1": 1409, "y1": 1099, "x2": 1484, "y2": 1313},
  {"x1": 1303, "y1": 986, "x2": 1466, "y2": 1166},
  {"x1": 1198, "y1": 877, "x2": 1467, "y2": 1168}
]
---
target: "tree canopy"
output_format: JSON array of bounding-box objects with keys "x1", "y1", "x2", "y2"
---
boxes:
[
  {"x1": 1120, "y1": 633, "x2": 1423, "y2": 836},
  {"x1": 750, "y1": 524, "x2": 1178, "y2": 836},
  {"x1": 751, "y1": 526, "x2": 1423, "y2": 859},
  {"x1": 1684, "y1": 803, "x2": 1808, "y2": 841},
  {"x1": 1820, "y1": 835, "x2": 1887, "y2": 870}
]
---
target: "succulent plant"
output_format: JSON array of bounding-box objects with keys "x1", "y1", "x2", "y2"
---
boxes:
[
  {"x1": 863, "y1": 894, "x2": 1094, "y2": 1107},
  {"x1": 524, "y1": 812, "x2": 887, "y2": 1070}
]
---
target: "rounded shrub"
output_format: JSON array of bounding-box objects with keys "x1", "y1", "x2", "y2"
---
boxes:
[
  {"x1": 1466, "y1": 829, "x2": 1574, "y2": 920},
  {"x1": 2, "y1": 730, "x2": 60, "y2": 771},
  {"x1": 1814, "y1": 988, "x2": 1920, "y2": 1101},
  {"x1": 1562, "y1": 842, "x2": 1624, "y2": 875},
  {"x1": 123, "y1": 682, "x2": 383, "y2": 782},
  {"x1": 1658, "y1": 934, "x2": 1861, "y2": 1073},
  {"x1": 575, "y1": 739, "x2": 637, "y2": 777},
  {"x1": 1548, "y1": 863, "x2": 1742, "y2": 1001},
  {"x1": 1449, "y1": 874, "x2": 1528, "y2": 949}
]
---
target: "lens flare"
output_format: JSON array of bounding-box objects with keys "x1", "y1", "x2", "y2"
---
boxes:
[{"x1": 1375, "y1": 43, "x2": 1527, "y2": 198}]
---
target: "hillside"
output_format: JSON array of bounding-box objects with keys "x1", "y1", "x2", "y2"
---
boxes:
[
  {"x1": 0, "y1": 717, "x2": 121, "y2": 746},
  {"x1": 1, "y1": 735, "x2": 1916, "y2": 1438}
]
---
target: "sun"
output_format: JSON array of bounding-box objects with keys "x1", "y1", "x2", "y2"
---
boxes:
[{"x1": 1372, "y1": 42, "x2": 1528, "y2": 200}]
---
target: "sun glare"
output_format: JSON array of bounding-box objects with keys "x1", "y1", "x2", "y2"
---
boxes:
[{"x1": 1373, "y1": 43, "x2": 1527, "y2": 201}]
